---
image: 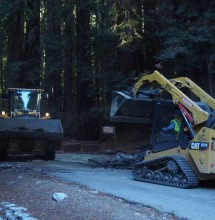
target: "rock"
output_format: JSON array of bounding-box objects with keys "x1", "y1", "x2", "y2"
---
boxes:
[
  {"x1": 89, "y1": 190, "x2": 98, "y2": 194},
  {"x1": 35, "y1": 181, "x2": 42, "y2": 185},
  {"x1": 14, "y1": 211, "x2": 30, "y2": 218},
  {"x1": 10, "y1": 206, "x2": 27, "y2": 212},
  {"x1": 134, "y1": 212, "x2": 141, "y2": 216},
  {"x1": 0, "y1": 162, "x2": 33, "y2": 173},
  {"x1": 3, "y1": 209, "x2": 16, "y2": 220},
  {"x1": 20, "y1": 217, "x2": 38, "y2": 220},
  {"x1": 0, "y1": 202, "x2": 8, "y2": 205},
  {"x1": 4, "y1": 203, "x2": 16, "y2": 208},
  {"x1": 52, "y1": 192, "x2": 68, "y2": 202},
  {"x1": 0, "y1": 163, "x2": 12, "y2": 169},
  {"x1": 1, "y1": 202, "x2": 37, "y2": 220}
]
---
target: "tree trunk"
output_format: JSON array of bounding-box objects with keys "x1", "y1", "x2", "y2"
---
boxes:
[
  {"x1": 23, "y1": 0, "x2": 41, "y2": 88},
  {"x1": 76, "y1": 0, "x2": 91, "y2": 112},
  {"x1": 143, "y1": 0, "x2": 159, "y2": 70},
  {"x1": 6, "y1": 0, "x2": 25, "y2": 87},
  {"x1": 44, "y1": 0, "x2": 63, "y2": 115},
  {"x1": 208, "y1": 58, "x2": 215, "y2": 98},
  {"x1": 63, "y1": 0, "x2": 74, "y2": 112}
]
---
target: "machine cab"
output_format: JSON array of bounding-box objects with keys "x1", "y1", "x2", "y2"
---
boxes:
[
  {"x1": 9, "y1": 88, "x2": 41, "y2": 118},
  {"x1": 1, "y1": 88, "x2": 48, "y2": 119}
]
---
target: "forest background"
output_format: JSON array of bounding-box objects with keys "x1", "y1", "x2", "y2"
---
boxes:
[{"x1": 0, "y1": 0, "x2": 215, "y2": 140}]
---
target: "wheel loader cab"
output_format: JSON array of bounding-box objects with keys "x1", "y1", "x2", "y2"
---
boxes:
[
  {"x1": 1, "y1": 88, "x2": 49, "y2": 119},
  {"x1": 9, "y1": 89, "x2": 41, "y2": 118}
]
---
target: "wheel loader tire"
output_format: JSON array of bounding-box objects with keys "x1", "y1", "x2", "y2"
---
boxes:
[
  {"x1": 44, "y1": 151, "x2": 56, "y2": 161},
  {"x1": 0, "y1": 150, "x2": 8, "y2": 161}
]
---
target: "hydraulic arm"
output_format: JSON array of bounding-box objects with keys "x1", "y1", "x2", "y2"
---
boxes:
[{"x1": 133, "y1": 71, "x2": 210, "y2": 125}]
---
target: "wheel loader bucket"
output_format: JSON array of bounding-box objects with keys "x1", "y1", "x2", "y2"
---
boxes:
[
  {"x1": 110, "y1": 90, "x2": 155, "y2": 123},
  {"x1": 0, "y1": 118, "x2": 63, "y2": 142}
]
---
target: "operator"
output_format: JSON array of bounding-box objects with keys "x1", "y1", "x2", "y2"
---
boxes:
[{"x1": 160, "y1": 110, "x2": 182, "y2": 140}]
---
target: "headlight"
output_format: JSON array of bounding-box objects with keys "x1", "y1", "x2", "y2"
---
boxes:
[
  {"x1": 45, "y1": 112, "x2": 50, "y2": 117},
  {"x1": 1, "y1": 111, "x2": 6, "y2": 115}
]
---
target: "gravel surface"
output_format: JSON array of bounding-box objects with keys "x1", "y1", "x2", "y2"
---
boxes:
[{"x1": 0, "y1": 162, "x2": 185, "y2": 220}]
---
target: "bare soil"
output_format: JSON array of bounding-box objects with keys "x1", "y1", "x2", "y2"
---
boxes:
[{"x1": 0, "y1": 163, "x2": 184, "y2": 220}]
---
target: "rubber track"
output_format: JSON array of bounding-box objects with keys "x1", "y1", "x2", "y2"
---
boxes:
[{"x1": 133, "y1": 155, "x2": 199, "y2": 188}]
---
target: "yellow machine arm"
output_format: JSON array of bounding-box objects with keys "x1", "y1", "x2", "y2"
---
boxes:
[
  {"x1": 133, "y1": 71, "x2": 209, "y2": 125},
  {"x1": 170, "y1": 77, "x2": 215, "y2": 110}
]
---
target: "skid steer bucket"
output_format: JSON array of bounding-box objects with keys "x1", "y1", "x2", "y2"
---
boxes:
[{"x1": 110, "y1": 90, "x2": 155, "y2": 123}]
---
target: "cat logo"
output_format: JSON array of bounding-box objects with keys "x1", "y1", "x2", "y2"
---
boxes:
[
  {"x1": 191, "y1": 142, "x2": 200, "y2": 150},
  {"x1": 190, "y1": 142, "x2": 208, "y2": 150}
]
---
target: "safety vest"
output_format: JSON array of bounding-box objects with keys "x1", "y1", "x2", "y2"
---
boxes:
[{"x1": 172, "y1": 119, "x2": 181, "y2": 134}]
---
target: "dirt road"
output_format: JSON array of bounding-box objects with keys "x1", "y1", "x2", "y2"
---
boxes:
[
  {"x1": 1, "y1": 153, "x2": 215, "y2": 220},
  {"x1": 0, "y1": 158, "x2": 181, "y2": 220}
]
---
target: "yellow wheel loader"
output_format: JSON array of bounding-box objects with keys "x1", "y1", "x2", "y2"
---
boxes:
[
  {"x1": 110, "y1": 71, "x2": 215, "y2": 188},
  {"x1": 0, "y1": 88, "x2": 64, "y2": 161}
]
